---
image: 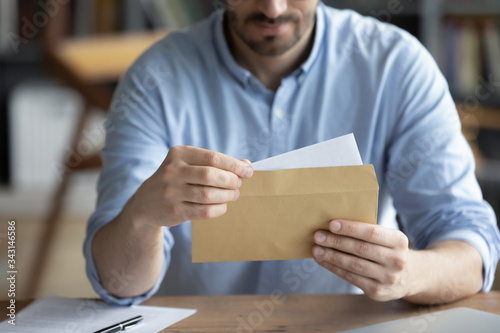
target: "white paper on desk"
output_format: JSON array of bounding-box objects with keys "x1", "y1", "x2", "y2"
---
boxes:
[
  {"x1": 0, "y1": 296, "x2": 196, "y2": 333},
  {"x1": 251, "y1": 133, "x2": 363, "y2": 170}
]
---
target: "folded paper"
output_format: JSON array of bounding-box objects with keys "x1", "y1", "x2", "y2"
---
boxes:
[
  {"x1": 191, "y1": 164, "x2": 379, "y2": 263},
  {"x1": 251, "y1": 133, "x2": 363, "y2": 170}
]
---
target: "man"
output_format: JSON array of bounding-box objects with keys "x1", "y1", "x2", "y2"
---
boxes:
[{"x1": 84, "y1": 0, "x2": 500, "y2": 306}]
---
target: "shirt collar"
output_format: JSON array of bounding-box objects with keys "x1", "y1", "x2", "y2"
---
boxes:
[
  {"x1": 213, "y1": 2, "x2": 327, "y2": 89},
  {"x1": 299, "y1": 2, "x2": 326, "y2": 76}
]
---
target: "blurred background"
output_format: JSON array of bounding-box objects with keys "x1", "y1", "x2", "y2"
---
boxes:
[{"x1": 0, "y1": 0, "x2": 499, "y2": 300}]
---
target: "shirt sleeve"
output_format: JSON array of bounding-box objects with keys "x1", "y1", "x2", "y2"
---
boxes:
[
  {"x1": 385, "y1": 35, "x2": 500, "y2": 291},
  {"x1": 83, "y1": 51, "x2": 175, "y2": 305}
]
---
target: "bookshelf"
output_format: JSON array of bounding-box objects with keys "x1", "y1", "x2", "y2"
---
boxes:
[
  {"x1": 325, "y1": 0, "x2": 500, "y2": 222},
  {"x1": 0, "y1": 0, "x2": 214, "y2": 185},
  {"x1": 1, "y1": 1, "x2": 499, "y2": 197},
  {"x1": 424, "y1": 0, "x2": 500, "y2": 217}
]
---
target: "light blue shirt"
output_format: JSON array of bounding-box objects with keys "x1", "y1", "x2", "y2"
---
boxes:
[{"x1": 84, "y1": 3, "x2": 500, "y2": 306}]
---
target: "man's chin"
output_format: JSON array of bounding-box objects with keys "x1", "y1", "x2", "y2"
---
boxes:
[{"x1": 246, "y1": 39, "x2": 298, "y2": 57}]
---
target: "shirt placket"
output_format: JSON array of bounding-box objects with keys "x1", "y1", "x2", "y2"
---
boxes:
[
  {"x1": 269, "y1": 78, "x2": 294, "y2": 157},
  {"x1": 255, "y1": 78, "x2": 298, "y2": 294}
]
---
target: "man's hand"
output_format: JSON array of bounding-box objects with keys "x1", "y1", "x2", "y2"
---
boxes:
[
  {"x1": 93, "y1": 146, "x2": 252, "y2": 298},
  {"x1": 312, "y1": 220, "x2": 411, "y2": 302},
  {"x1": 129, "y1": 145, "x2": 253, "y2": 229}
]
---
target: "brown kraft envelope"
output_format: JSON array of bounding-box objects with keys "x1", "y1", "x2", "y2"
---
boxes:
[{"x1": 191, "y1": 164, "x2": 379, "y2": 263}]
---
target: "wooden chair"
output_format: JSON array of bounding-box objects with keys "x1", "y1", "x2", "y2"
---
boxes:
[{"x1": 26, "y1": 2, "x2": 167, "y2": 297}]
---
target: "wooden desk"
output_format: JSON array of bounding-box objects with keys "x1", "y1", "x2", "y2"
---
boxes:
[{"x1": 5, "y1": 292, "x2": 500, "y2": 332}]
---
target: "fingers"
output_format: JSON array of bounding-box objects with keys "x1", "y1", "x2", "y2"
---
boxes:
[
  {"x1": 156, "y1": 146, "x2": 252, "y2": 225},
  {"x1": 183, "y1": 166, "x2": 243, "y2": 189},
  {"x1": 327, "y1": 220, "x2": 408, "y2": 249},
  {"x1": 312, "y1": 221, "x2": 410, "y2": 302},
  {"x1": 181, "y1": 202, "x2": 228, "y2": 220},
  {"x1": 313, "y1": 230, "x2": 391, "y2": 264},
  {"x1": 313, "y1": 245, "x2": 406, "y2": 302},
  {"x1": 313, "y1": 257, "x2": 392, "y2": 302},
  {"x1": 313, "y1": 246, "x2": 384, "y2": 282},
  {"x1": 314, "y1": 253, "x2": 373, "y2": 287},
  {"x1": 173, "y1": 146, "x2": 253, "y2": 179},
  {"x1": 182, "y1": 185, "x2": 240, "y2": 204}
]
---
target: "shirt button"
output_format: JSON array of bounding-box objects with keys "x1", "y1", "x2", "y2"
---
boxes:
[{"x1": 275, "y1": 108, "x2": 285, "y2": 119}]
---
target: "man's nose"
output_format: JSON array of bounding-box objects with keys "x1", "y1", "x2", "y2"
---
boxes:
[{"x1": 257, "y1": 0, "x2": 288, "y2": 19}]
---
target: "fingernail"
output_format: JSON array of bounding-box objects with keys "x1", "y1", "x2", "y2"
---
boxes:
[
  {"x1": 243, "y1": 166, "x2": 253, "y2": 178},
  {"x1": 315, "y1": 232, "x2": 326, "y2": 243},
  {"x1": 234, "y1": 190, "x2": 240, "y2": 200},
  {"x1": 314, "y1": 246, "x2": 325, "y2": 256},
  {"x1": 331, "y1": 221, "x2": 341, "y2": 232},
  {"x1": 237, "y1": 178, "x2": 242, "y2": 188}
]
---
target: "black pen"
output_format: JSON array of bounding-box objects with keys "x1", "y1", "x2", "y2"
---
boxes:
[{"x1": 93, "y1": 315, "x2": 144, "y2": 333}]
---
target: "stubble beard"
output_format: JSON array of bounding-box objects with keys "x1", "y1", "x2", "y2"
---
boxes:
[{"x1": 226, "y1": 8, "x2": 316, "y2": 57}]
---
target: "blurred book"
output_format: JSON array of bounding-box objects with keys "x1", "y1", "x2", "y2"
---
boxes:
[
  {"x1": 74, "y1": 0, "x2": 96, "y2": 35},
  {"x1": 140, "y1": 0, "x2": 214, "y2": 30},
  {"x1": 441, "y1": 17, "x2": 500, "y2": 103},
  {"x1": 482, "y1": 19, "x2": 500, "y2": 89},
  {"x1": 124, "y1": 0, "x2": 148, "y2": 31},
  {"x1": 0, "y1": 0, "x2": 17, "y2": 54},
  {"x1": 443, "y1": 20, "x2": 460, "y2": 94},
  {"x1": 457, "y1": 20, "x2": 482, "y2": 97},
  {"x1": 95, "y1": 0, "x2": 118, "y2": 33},
  {"x1": 442, "y1": 0, "x2": 500, "y2": 15}
]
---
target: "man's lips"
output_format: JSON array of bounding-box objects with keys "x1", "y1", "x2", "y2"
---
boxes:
[{"x1": 253, "y1": 21, "x2": 291, "y2": 36}]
